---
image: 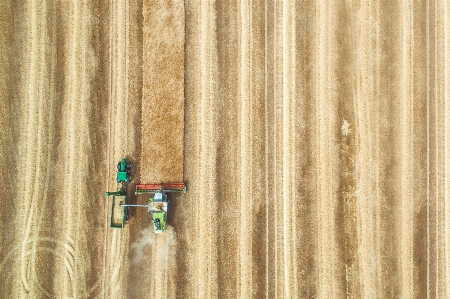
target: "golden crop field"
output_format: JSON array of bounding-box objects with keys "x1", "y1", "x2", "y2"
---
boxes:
[{"x1": 1, "y1": 1, "x2": 449, "y2": 298}]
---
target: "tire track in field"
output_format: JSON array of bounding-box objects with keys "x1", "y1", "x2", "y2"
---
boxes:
[
  {"x1": 28, "y1": 1, "x2": 60, "y2": 297},
  {"x1": 110, "y1": 0, "x2": 129, "y2": 157},
  {"x1": 280, "y1": 1, "x2": 298, "y2": 297},
  {"x1": 247, "y1": 2, "x2": 266, "y2": 298},
  {"x1": 59, "y1": 1, "x2": 79, "y2": 296},
  {"x1": 237, "y1": 1, "x2": 252, "y2": 298},
  {"x1": 399, "y1": 2, "x2": 414, "y2": 297},
  {"x1": 1, "y1": 1, "x2": 76, "y2": 297},
  {"x1": 271, "y1": 2, "x2": 287, "y2": 296},
  {"x1": 371, "y1": 3, "x2": 382, "y2": 296},
  {"x1": 0, "y1": 0, "x2": 16, "y2": 293},
  {"x1": 57, "y1": 1, "x2": 94, "y2": 297},
  {"x1": 443, "y1": 1, "x2": 450, "y2": 295},
  {"x1": 333, "y1": 2, "x2": 360, "y2": 298},
  {"x1": 17, "y1": 0, "x2": 42, "y2": 293},
  {"x1": 423, "y1": 1, "x2": 450, "y2": 296},
  {"x1": 15, "y1": 1, "x2": 60, "y2": 296},
  {"x1": 268, "y1": 2, "x2": 298, "y2": 298},
  {"x1": 293, "y1": 1, "x2": 319, "y2": 298},
  {"x1": 264, "y1": 2, "x2": 275, "y2": 297},
  {"x1": 273, "y1": 2, "x2": 283, "y2": 295},
  {"x1": 273, "y1": 1, "x2": 286, "y2": 296},
  {"x1": 146, "y1": 227, "x2": 178, "y2": 299},
  {"x1": 377, "y1": 2, "x2": 403, "y2": 298},
  {"x1": 432, "y1": 3, "x2": 448, "y2": 297},
  {"x1": 438, "y1": 3, "x2": 450, "y2": 298},
  {"x1": 194, "y1": 2, "x2": 217, "y2": 298},
  {"x1": 183, "y1": 2, "x2": 201, "y2": 297},
  {"x1": 411, "y1": 2, "x2": 429, "y2": 298},
  {"x1": 353, "y1": 1, "x2": 380, "y2": 297},
  {"x1": 101, "y1": 0, "x2": 130, "y2": 298},
  {"x1": 7, "y1": 0, "x2": 66, "y2": 297},
  {"x1": 315, "y1": 2, "x2": 340, "y2": 297},
  {"x1": 426, "y1": 2, "x2": 437, "y2": 297},
  {"x1": 183, "y1": 1, "x2": 219, "y2": 298},
  {"x1": 0, "y1": 1, "x2": 138, "y2": 298}
]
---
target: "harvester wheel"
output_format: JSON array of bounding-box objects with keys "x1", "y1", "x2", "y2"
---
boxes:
[{"x1": 117, "y1": 163, "x2": 121, "y2": 172}]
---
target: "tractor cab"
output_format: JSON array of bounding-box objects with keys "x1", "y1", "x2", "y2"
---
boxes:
[{"x1": 116, "y1": 158, "x2": 131, "y2": 183}]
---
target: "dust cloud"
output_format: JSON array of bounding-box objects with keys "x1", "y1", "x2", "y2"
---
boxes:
[
  {"x1": 130, "y1": 225, "x2": 177, "y2": 265},
  {"x1": 128, "y1": 225, "x2": 178, "y2": 298},
  {"x1": 130, "y1": 226, "x2": 156, "y2": 265}
]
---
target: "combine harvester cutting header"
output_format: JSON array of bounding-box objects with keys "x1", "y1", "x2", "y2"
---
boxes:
[{"x1": 105, "y1": 158, "x2": 186, "y2": 233}]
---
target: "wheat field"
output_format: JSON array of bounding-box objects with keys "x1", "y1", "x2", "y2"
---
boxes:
[{"x1": 1, "y1": 1, "x2": 450, "y2": 298}]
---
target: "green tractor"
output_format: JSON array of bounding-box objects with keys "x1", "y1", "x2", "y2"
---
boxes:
[
  {"x1": 116, "y1": 157, "x2": 131, "y2": 184},
  {"x1": 105, "y1": 158, "x2": 131, "y2": 228}
]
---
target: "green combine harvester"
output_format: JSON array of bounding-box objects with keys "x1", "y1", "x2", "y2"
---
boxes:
[
  {"x1": 122, "y1": 183, "x2": 186, "y2": 233},
  {"x1": 105, "y1": 158, "x2": 186, "y2": 232}
]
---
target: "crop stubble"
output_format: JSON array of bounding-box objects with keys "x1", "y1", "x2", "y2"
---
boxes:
[
  {"x1": 1, "y1": 1, "x2": 450, "y2": 299},
  {"x1": 181, "y1": 1, "x2": 450, "y2": 298},
  {"x1": 0, "y1": 0, "x2": 143, "y2": 298}
]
